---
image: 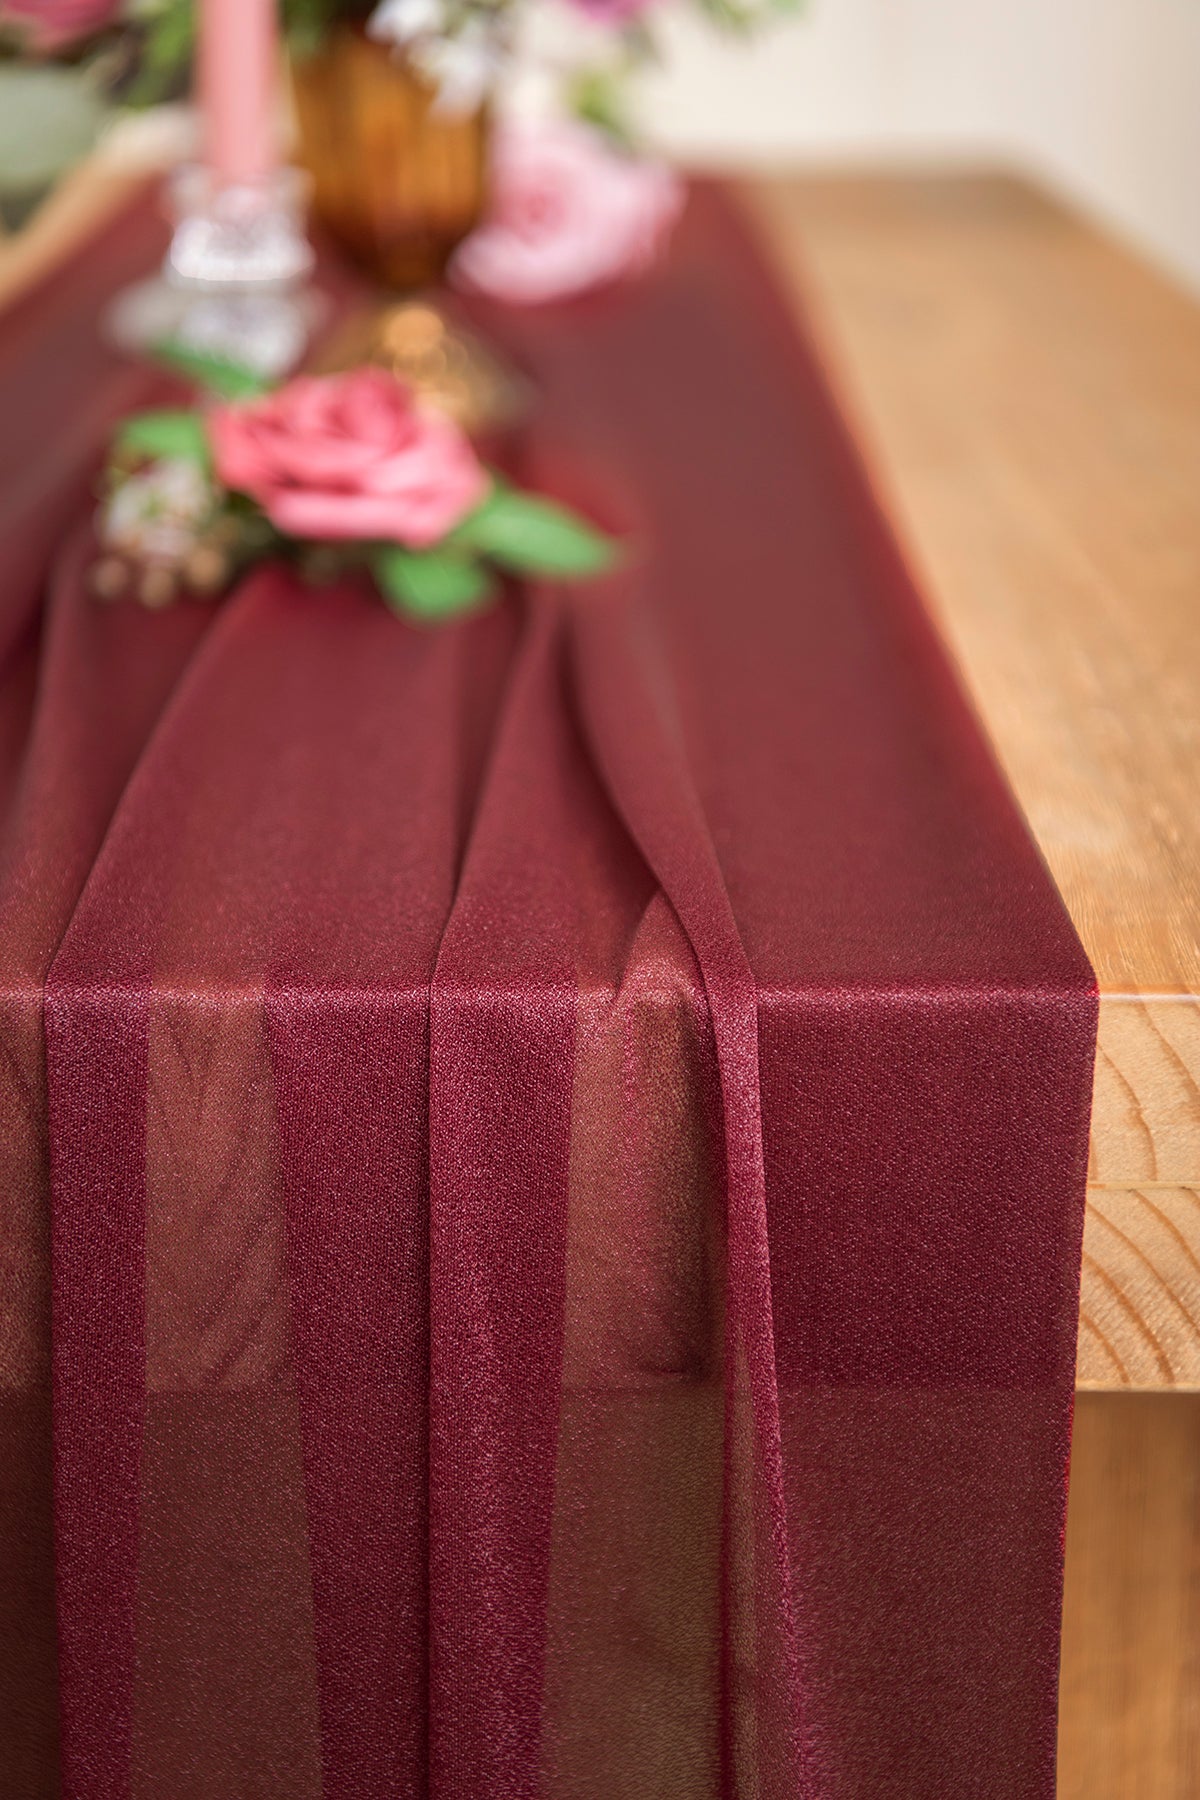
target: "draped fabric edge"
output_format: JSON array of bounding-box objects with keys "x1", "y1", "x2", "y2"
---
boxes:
[{"x1": 569, "y1": 574, "x2": 809, "y2": 1791}]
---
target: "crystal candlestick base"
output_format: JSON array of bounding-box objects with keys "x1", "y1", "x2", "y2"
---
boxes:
[
  {"x1": 166, "y1": 165, "x2": 315, "y2": 292},
  {"x1": 107, "y1": 165, "x2": 319, "y2": 382}
]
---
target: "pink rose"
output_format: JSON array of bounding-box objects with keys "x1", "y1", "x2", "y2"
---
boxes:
[
  {"x1": 452, "y1": 121, "x2": 683, "y2": 306},
  {"x1": 0, "y1": 0, "x2": 119, "y2": 51},
  {"x1": 207, "y1": 369, "x2": 489, "y2": 548}
]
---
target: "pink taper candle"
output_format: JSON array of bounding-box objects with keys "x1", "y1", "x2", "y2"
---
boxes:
[{"x1": 199, "y1": 0, "x2": 279, "y2": 186}]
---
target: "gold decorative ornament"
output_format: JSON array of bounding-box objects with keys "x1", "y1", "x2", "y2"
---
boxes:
[{"x1": 313, "y1": 300, "x2": 533, "y2": 436}]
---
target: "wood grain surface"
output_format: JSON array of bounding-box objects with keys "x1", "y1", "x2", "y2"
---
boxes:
[
  {"x1": 1080, "y1": 1186, "x2": 1200, "y2": 1389},
  {"x1": 1059, "y1": 1393, "x2": 1200, "y2": 1798},
  {"x1": 743, "y1": 172, "x2": 1200, "y2": 1389}
]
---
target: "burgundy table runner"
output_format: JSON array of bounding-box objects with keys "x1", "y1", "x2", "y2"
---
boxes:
[{"x1": 0, "y1": 184, "x2": 1096, "y2": 1800}]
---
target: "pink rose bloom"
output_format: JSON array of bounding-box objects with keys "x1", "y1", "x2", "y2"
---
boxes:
[
  {"x1": 208, "y1": 369, "x2": 489, "y2": 548},
  {"x1": 452, "y1": 120, "x2": 683, "y2": 306},
  {"x1": 0, "y1": 0, "x2": 119, "y2": 51}
]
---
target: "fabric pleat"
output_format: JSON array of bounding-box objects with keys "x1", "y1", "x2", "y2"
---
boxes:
[{"x1": 0, "y1": 182, "x2": 1096, "y2": 1800}]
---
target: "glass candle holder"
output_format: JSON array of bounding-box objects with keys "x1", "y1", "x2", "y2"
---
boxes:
[
  {"x1": 166, "y1": 164, "x2": 315, "y2": 292},
  {"x1": 106, "y1": 166, "x2": 317, "y2": 382}
]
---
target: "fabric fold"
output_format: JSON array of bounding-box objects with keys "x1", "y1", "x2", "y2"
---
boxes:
[
  {"x1": 427, "y1": 595, "x2": 647, "y2": 1795},
  {"x1": 568, "y1": 571, "x2": 806, "y2": 1796}
]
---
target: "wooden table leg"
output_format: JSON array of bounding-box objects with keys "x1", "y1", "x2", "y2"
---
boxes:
[{"x1": 1059, "y1": 1393, "x2": 1200, "y2": 1797}]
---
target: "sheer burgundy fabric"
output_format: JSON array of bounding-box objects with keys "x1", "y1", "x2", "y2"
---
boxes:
[{"x1": 0, "y1": 184, "x2": 1096, "y2": 1800}]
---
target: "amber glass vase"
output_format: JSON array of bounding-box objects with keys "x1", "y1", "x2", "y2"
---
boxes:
[{"x1": 291, "y1": 28, "x2": 490, "y2": 290}]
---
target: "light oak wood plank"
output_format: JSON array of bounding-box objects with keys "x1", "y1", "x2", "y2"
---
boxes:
[
  {"x1": 1091, "y1": 1001, "x2": 1200, "y2": 1187},
  {"x1": 1077, "y1": 1186, "x2": 1200, "y2": 1390}
]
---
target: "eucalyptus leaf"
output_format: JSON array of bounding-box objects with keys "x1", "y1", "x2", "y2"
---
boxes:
[
  {"x1": 113, "y1": 410, "x2": 212, "y2": 468},
  {"x1": 0, "y1": 67, "x2": 107, "y2": 203},
  {"x1": 372, "y1": 545, "x2": 495, "y2": 621},
  {"x1": 455, "y1": 491, "x2": 618, "y2": 579}
]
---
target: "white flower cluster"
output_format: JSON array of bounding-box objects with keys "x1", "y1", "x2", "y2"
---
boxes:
[
  {"x1": 102, "y1": 460, "x2": 214, "y2": 564},
  {"x1": 367, "y1": 0, "x2": 505, "y2": 116}
]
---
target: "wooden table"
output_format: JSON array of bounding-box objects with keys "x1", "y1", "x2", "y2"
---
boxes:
[
  {"x1": 7, "y1": 171, "x2": 1199, "y2": 1385},
  {"x1": 5, "y1": 159, "x2": 1199, "y2": 1797}
]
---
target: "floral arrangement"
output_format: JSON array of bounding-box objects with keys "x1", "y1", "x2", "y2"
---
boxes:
[
  {"x1": 0, "y1": 3, "x2": 196, "y2": 106},
  {"x1": 94, "y1": 352, "x2": 619, "y2": 618},
  {"x1": 0, "y1": 0, "x2": 803, "y2": 214}
]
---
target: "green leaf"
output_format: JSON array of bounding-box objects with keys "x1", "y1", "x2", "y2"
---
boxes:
[
  {"x1": 0, "y1": 66, "x2": 107, "y2": 198},
  {"x1": 565, "y1": 68, "x2": 638, "y2": 151},
  {"x1": 113, "y1": 409, "x2": 211, "y2": 467},
  {"x1": 282, "y1": 0, "x2": 342, "y2": 57},
  {"x1": 121, "y1": 0, "x2": 197, "y2": 110},
  {"x1": 454, "y1": 490, "x2": 619, "y2": 580},
  {"x1": 371, "y1": 545, "x2": 495, "y2": 621},
  {"x1": 693, "y1": 0, "x2": 759, "y2": 31},
  {"x1": 151, "y1": 339, "x2": 273, "y2": 401}
]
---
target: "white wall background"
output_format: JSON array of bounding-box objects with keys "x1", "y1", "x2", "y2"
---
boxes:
[{"x1": 630, "y1": 0, "x2": 1200, "y2": 290}]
